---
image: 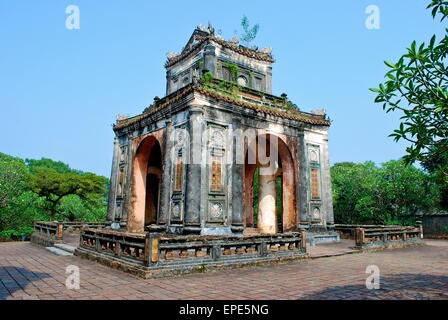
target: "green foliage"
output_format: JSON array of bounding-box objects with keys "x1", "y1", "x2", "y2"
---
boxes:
[
  {"x1": 0, "y1": 226, "x2": 34, "y2": 239},
  {"x1": 280, "y1": 93, "x2": 299, "y2": 110},
  {"x1": 203, "y1": 71, "x2": 214, "y2": 83},
  {"x1": 0, "y1": 153, "x2": 33, "y2": 233},
  {"x1": 240, "y1": 15, "x2": 259, "y2": 45},
  {"x1": 30, "y1": 168, "x2": 107, "y2": 221},
  {"x1": 370, "y1": 0, "x2": 448, "y2": 166},
  {"x1": 331, "y1": 160, "x2": 440, "y2": 225},
  {"x1": 0, "y1": 153, "x2": 108, "y2": 240},
  {"x1": 224, "y1": 62, "x2": 239, "y2": 81},
  {"x1": 420, "y1": 143, "x2": 448, "y2": 209},
  {"x1": 26, "y1": 157, "x2": 82, "y2": 174},
  {"x1": 0, "y1": 153, "x2": 29, "y2": 209},
  {"x1": 253, "y1": 167, "x2": 259, "y2": 224},
  {"x1": 276, "y1": 176, "x2": 282, "y2": 227}
]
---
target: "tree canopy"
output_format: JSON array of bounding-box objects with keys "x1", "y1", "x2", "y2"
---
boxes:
[
  {"x1": 30, "y1": 167, "x2": 107, "y2": 221},
  {"x1": 0, "y1": 154, "x2": 108, "y2": 239},
  {"x1": 331, "y1": 160, "x2": 440, "y2": 225},
  {"x1": 240, "y1": 15, "x2": 259, "y2": 46},
  {"x1": 370, "y1": 0, "x2": 448, "y2": 168}
]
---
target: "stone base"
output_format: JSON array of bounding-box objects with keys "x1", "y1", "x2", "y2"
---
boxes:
[
  {"x1": 357, "y1": 238, "x2": 423, "y2": 250},
  {"x1": 74, "y1": 245, "x2": 308, "y2": 279},
  {"x1": 30, "y1": 233, "x2": 63, "y2": 247},
  {"x1": 200, "y1": 226, "x2": 234, "y2": 236},
  {"x1": 307, "y1": 231, "x2": 340, "y2": 246}
]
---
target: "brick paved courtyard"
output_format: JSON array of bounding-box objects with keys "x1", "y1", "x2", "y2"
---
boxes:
[{"x1": 1, "y1": 239, "x2": 447, "y2": 300}]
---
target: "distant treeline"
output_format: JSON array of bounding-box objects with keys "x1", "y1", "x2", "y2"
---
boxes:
[
  {"x1": 0, "y1": 153, "x2": 108, "y2": 239},
  {"x1": 332, "y1": 160, "x2": 447, "y2": 225},
  {"x1": 1, "y1": 153, "x2": 447, "y2": 239}
]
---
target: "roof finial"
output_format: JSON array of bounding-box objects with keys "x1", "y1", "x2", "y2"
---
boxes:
[{"x1": 207, "y1": 21, "x2": 215, "y2": 35}]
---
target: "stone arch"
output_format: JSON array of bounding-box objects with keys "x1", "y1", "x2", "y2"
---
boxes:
[
  {"x1": 129, "y1": 135, "x2": 163, "y2": 232},
  {"x1": 243, "y1": 132, "x2": 297, "y2": 234}
]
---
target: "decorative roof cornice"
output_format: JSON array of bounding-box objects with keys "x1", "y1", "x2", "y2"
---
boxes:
[
  {"x1": 113, "y1": 83, "x2": 330, "y2": 131},
  {"x1": 164, "y1": 34, "x2": 274, "y2": 68}
]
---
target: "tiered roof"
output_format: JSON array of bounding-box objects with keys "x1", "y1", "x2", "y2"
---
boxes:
[
  {"x1": 165, "y1": 27, "x2": 274, "y2": 68},
  {"x1": 114, "y1": 80, "x2": 330, "y2": 131}
]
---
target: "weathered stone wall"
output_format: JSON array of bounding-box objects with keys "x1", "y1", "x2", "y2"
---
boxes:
[
  {"x1": 422, "y1": 215, "x2": 448, "y2": 237},
  {"x1": 165, "y1": 36, "x2": 273, "y2": 95},
  {"x1": 108, "y1": 91, "x2": 333, "y2": 235}
]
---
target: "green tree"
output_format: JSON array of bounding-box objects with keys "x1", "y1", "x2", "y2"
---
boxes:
[
  {"x1": 26, "y1": 157, "x2": 83, "y2": 174},
  {"x1": 370, "y1": 0, "x2": 448, "y2": 167},
  {"x1": 331, "y1": 160, "x2": 439, "y2": 225},
  {"x1": 240, "y1": 15, "x2": 259, "y2": 46},
  {"x1": 29, "y1": 167, "x2": 107, "y2": 221},
  {"x1": 0, "y1": 153, "x2": 33, "y2": 232},
  {"x1": 420, "y1": 143, "x2": 448, "y2": 209},
  {"x1": 0, "y1": 153, "x2": 29, "y2": 209}
]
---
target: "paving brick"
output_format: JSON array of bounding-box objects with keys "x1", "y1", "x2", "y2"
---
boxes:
[{"x1": 0, "y1": 240, "x2": 447, "y2": 300}]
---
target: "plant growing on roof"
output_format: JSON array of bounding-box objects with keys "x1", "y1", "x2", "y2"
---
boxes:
[
  {"x1": 202, "y1": 71, "x2": 214, "y2": 84},
  {"x1": 225, "y1": 62, "x2": 239, "y2": 82},
  {"x1": 240, "y1": 15, "x2": 259, "y2": 46}
]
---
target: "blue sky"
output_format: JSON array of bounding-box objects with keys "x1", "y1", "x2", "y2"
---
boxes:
[{"x1": 0, "y1": 0, "x2": 446, "y2": 177}]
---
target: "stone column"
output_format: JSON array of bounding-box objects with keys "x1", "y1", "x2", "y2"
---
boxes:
[
  {"x1": 184, "y1": 107, "x2": 203, "y2": 229},
  {"x1": 322, "y1": 133, "x2": 334, "y2": 229},
  {"x1": 257, "y1": 165, "x2": 278, "y2": 235},
  {"x1": 265, "y1": 66, "x2": 273, "y2": 94},
  {"x1": 231, "y1": 118, "x2": 244, "y2": 232},
  {"x1": 297, "y1": 132, "x2": 309, "y2": 230},
  {"x1": 203, "y1": 44, "x2": 216, "y2": 75},
  {"x1": 107, "y1": 137, "x2": 120, "y2": 221},
  {"x1": 158, "y1": 120, "x2": 173, "y2": 225}
]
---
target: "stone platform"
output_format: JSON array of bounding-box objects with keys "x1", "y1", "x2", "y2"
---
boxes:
[
  {"x1": 1, "y1": 239, "x2": 447, "y2": 300},
  {"x1": 74, "y1": 229, "x2": 308, "y2": 278}
]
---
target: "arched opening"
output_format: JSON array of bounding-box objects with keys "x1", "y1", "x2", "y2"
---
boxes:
[
  {"x1": 145, "y1": 143, "x2": 162, "y2": 227},
  {"x1": 129, "y1": 135, "x2": 162, "y2": 233},
  {"x1": 243, "y1": 134, "x2": 296, "y2": 234}
]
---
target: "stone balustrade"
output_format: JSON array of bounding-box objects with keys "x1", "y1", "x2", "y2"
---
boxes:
[
  {"x1": 30, "y1": 220, "x2": 122, "y2": 247},
  {"x1": 75, "y1": 229, "x2": 308, "y2": 278},
  {"x1": 354, "y1": 226, "x2": 423, "y2": 249},
  {"x1": 30, "y1": 221, "x2": 64, "y2": 247}
]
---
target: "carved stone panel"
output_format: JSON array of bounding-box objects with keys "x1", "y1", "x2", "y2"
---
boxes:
[{"x1": 207, "y1": 200, "x2": 225, "y2": 223}]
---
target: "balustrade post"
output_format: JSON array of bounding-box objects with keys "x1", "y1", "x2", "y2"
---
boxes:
[
  {"x1": 95, "y1": 232, "x2": 101, "y2": 252},
  {"x1": 114, "y1": 237, "x2": 122, "y2": 257},
  {"x1": 79, "y1": 230, "x2": 84, "y2": 248},
  {"x1": 259, "y1": 241, "x2": 267, "y2": 257},
  {"x1": 355, "y1": 228, "x2": 365, "y2": 247},
  {"x1": 416, "y1": 221, "x2": 423, "y2": 239},
  {"x1": 300, "y1": 231, "x2": 307, "y2": 250},
  {"x1": 56, "y1": 222, "x2": 63, "y2": 241},
  {"x1": 145, "y1": 233, "x2": 160, "y2": 267}
]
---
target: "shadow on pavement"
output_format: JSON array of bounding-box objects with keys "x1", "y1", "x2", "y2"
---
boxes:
[
  {"x1": 301, "y1": 273, "x2": 448, "y2": 300},
  {"x1": 0, "y1": 266, "x2": 51, "y2": 300}
]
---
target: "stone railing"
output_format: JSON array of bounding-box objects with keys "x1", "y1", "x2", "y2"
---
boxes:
[
  {"x1": 75, "y1": 229, "x2": 308, "y2": 278},
  {"x1": 354, "y1": 226, "x2": 423, "y2": 249},
  {"x1": 59, "y1": 221, "x2": 114, "y2": 233},
  {"x1": 30, "y1": 220, "x2": 123, "y2": 247},
  {"x1": 30, "y1": 221, "x2": 64, "y2": 247},
  {"x1": 334, "y1": 224, "x2": 416, "y2": 239},
  {"x1": 78, "y1": 228, "x2": 147, "y2": 266}
]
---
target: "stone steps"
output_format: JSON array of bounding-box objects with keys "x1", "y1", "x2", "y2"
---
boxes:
[
  {"x1": 45, "y1": 246, "x2": 73, "y2": 256},
  {"x1": 54, "y1": 243, "x2": 76, "y2": 254}
]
